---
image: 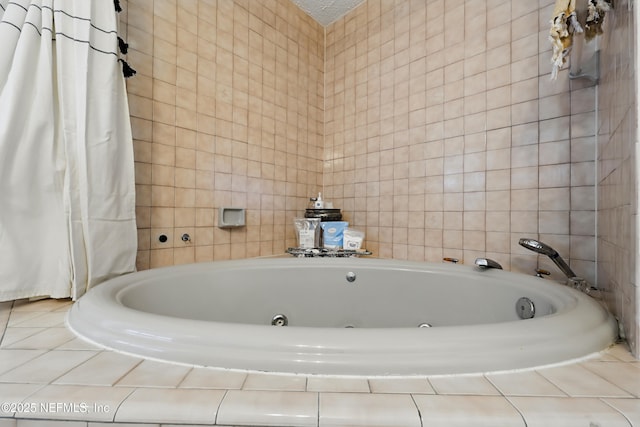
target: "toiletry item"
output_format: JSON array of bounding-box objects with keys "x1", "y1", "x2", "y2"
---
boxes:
[
  {"x1": 321, "y1": 221, "x2": 348, "y2": 249},
  {"x1": 314, "y1": 192, "x2": 324, "y2": 209},
  {"x1": 343, "y1": 228, "x2": 365, "y2": 250},
  {"x1": 294, "y1": 217, "x2": 321, "y2": 248},
  {"x1": 304, "y1": 208, "x2": 342, "y2": 222}
]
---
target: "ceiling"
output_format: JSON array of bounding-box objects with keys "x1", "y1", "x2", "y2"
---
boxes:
[{"x1": 290, "y1": 0, "x2": 367, "y2": 26}]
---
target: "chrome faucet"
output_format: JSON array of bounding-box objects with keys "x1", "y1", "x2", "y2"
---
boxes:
[
  {"x1": 474, "y1": 258, "x2": 503, "y2": 270},
  {"x1": 518, "y1": 238, "x2": 577, "y2": 279}
]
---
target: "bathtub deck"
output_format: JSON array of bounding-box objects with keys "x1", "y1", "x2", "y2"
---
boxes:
[{"x1": 0, "y1": 298, "x2": 639, "y2": 427}]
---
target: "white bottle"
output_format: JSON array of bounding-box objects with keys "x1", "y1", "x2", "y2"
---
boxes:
[{"x1": 314, "y1": 192, "x2": 324, "y2": 209}]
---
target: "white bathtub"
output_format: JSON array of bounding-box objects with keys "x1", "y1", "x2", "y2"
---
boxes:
[{"x1": 67, "y1": 257, "x2": 617, "y2": 376}]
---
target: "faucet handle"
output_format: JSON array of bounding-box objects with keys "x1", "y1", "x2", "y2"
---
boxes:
[
  {"x1": 475, "y1": 258, "x2": 503, "y2": 270},
  {"x1": 535, "y1": 268, "x2": 551, "y2": 278}
]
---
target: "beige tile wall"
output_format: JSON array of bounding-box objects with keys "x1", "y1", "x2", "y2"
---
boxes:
[
  {"x1": 121, "y1": 0, "x2": 325, "y2": 269},
  {"x1": 323, "y1": 0, "x2": 598, "y2": 283},
  {"x1": 597, "y1": 0, "x2": 638, "y2": 356}
]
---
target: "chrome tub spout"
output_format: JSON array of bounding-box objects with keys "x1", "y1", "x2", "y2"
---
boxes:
[
  {"x1": 518, "y1": 238, "x2": 576, "y2": 279},
  {"x1": 475, "y1": 258, "x2": 503, "y2": 270}
]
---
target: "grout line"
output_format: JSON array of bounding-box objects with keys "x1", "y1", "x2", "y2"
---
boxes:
[
  {"x1": 409, "y1": 394, "x2": 424, "y2": 427},
  {"x1": 322, "y1": 20, "x2": 326, "y2": 197},
  {"x1": 111, "y1": 386, "x2": 138, "y2": 423},
  {"x1": 593, "y1": 35, "x2": 599, "y2": 287},
  {"x1": 316, "y1": 391, "x2": 320, "y2": 427},
  {"x1": 213, "y1": 389, "x2": 230, "y2": 425},
  {"x1": 581, "y1": 361, "x2": 638, "y2": 398},
  {"x1": 0, "y1": 300, "x2": 15, "y2": 346},
  {"x1": 109, "y1": 355, "x2": 145, "y2": 387},
  {"x1": 600, "y1": 397, "x2": 635, "y2": 427},
  {"x1": 503, "y1": 394, "x2": 532, "y2": 427},
  {"x1": 174, "y1": 366, "x2": 195, "y2": 388}
]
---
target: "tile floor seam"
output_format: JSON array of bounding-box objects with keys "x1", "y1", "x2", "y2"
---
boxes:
[
  {"x1": 0, "y1": 301, "x2": 14, "y2": 344},
  {"x1": 484, "y1": 370, "x2": 570, "y2": 398},
  {"x1": 9, "y1": 382, "x2": 48, "y2": 417},
  {"x1": 581, "y1": 361, "x2": 640, "y2": 398},
  {"x1": 173, "y1": 366, "x2": 195, "y2": 389},
  {"x1": 534, "y1": 368, "x2": 587, "y2": 398},
  {"x1": 508, "y1": 395, "x2": 638, "y2": 427},
  {"x1": 173, "y1": 366, "x2": 196, "y2": 388},
  {"x1": 212, "y1": 388, "x2": 229, "y2": 426},
  {"x1": 316, "y1": 390, "x2": 320, "y2": 427},
  {"x1": 43, "y1": 350, "x2": 102, "y2": 386},
  {"x1": 502, "y1": 394, "x2": 533, "y2": 427},
  {"x1": 599, "y1": 397, "x2": 635, "y2": 427},
  {"x1": 0, "y1": 349, "x2": 59, "y2": 383},
  {"x1": 532, "y1": 369, "x2": 571, "y2": 398},
  {"x1": 1, "y1": 328, "x2": 48, "y2": 349},
  {"x1": 7, "y1": 332, "x2": 72, "y2": 354},
  {"x1": 408, "y1": 393, "x2": 424, "y2": 427},
  {"x1": 425, "y1": 377, "x2": 436, "y2": 395},
  {"x1": 0, "y1": 349, "x2": 47, "y2": 377},
  {"x1": 104, "y1": 353, "x2": 145, "y2": 388},
  {"x1": 111, "y1": 386, "x2": 147, "y2": 423},
  {"x1": 8, "y1": 312, "x2": 52, "y2": 328},
  {"x1": 482, "y1": 374, "x2": 506, "y2": 398},
  {"x1": 237, "y1": 371, "x2": 249, "y2": 390}
]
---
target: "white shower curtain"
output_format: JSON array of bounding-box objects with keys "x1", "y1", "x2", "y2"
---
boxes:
[{"x1": 0, "y1": 0, "x2": 136, "y2": 301}]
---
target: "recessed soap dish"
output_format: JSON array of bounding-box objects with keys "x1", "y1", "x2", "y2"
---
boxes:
[{"x1": 218, "y1": 207, "x2": 245, "y2": 228}]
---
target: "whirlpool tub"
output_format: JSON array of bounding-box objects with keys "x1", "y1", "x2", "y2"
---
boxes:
[{"x1": 67, "y1": 257, "x2": 618, "y2": 376}]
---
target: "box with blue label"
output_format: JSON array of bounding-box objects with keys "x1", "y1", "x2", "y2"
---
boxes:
[{"x1": 320, "y1": 221, "x2": 349, "y2": 249}]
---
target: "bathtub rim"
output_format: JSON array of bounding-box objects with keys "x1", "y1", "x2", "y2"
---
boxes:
[{"x1": 67, "y1": 257, "x2": 618, "y2": 376}]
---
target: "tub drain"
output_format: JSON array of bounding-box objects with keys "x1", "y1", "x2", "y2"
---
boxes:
[
  {"x1": 516, "y1": 297, "x2": 535, "y2": 319},
  {"x1": 271, "y1": 314, "x2": 288, "y2": 326}
]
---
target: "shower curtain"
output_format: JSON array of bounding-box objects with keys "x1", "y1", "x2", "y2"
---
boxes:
[{"x1": 0, "y1": 0, "x2": 137, "y2": 301}]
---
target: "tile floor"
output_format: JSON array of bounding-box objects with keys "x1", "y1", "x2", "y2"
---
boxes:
[{"x1": 0, "y1": 298, "x2": 638, "y2": 427}]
